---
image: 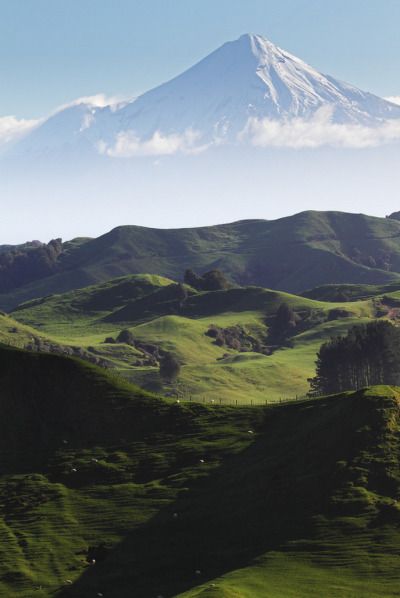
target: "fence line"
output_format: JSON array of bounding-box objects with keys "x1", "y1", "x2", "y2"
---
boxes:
[{"x1": 170, "y1": 393, "x2": 321, "y2": 407}]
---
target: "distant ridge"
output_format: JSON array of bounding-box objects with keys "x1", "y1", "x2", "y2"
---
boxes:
[{"x1": 2, "y1": 210, "x2": 400, "y2": 310}]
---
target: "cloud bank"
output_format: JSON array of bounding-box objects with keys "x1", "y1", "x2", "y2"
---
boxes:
[
  {"x1": 55, "y1": 93, "x2": 130, "y2": 114},
  {"x1": 99, "y1": 128, "x2": 206, "y2": 157},
  {"x1": 0, "y1": 115, "x2": 40, "y2": 147},
  {"x1": 240, "y1": 106, "x2": 400, "y2": 149},
  {"x1": 2, "y1": 96, "x2": 400, "y2": 154},
  {"x1": 385, "y1": 96, "x2": 400, "y2": 106}
]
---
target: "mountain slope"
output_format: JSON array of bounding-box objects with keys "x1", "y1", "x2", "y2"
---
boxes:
[
  {"x1": 114, "y1": 32, "x2": 400, "y2": 140},
  {"x1": 1, "y1": 345, "x2": 400, "y2": 597},
  {"x1": 8, "y1": 34, "x2": 400, "y2": 157},
  {"x1": 2, "y1": 211, "x2": 400, "y2": 310}
]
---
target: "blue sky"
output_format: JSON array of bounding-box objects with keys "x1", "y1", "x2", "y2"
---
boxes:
[{"x1": 1, "y1": 0, "x2": 400, "y2": 119}]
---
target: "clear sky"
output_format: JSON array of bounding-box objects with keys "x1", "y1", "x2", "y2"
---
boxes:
[{"x1": 1, "y1": 0, "x2": 400, "y2": 119}]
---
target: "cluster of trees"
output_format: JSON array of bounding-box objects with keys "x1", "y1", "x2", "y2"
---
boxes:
[
  {"x1": 308, "y1": 320, "x2": 400, "y2": 396},
  {"x1": 206, "y1": 324, "x2": 268, "y2": 353},
  {"x1": 184, "y1": 269, "x2": 231, "y2": 292},
  {"x1": 0, "y1": 239, "x2": 63, "y2": 292}
]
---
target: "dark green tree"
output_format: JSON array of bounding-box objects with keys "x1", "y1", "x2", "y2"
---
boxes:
[
  {"x1": 116, "y1": 329, "x2": 136, "y2": 346},
  {"x1": 159, "y1": 352, "x2": 181, "y2": 383},
  {"x1": 308, "y1": 320, "x2": 400, "y2": 396},
  {"x1": 269, "y1": 302, "x2": 298, "y2": 344},
  {"x1": 183, "y1": 269, "x2": 230, "y2": 291}
]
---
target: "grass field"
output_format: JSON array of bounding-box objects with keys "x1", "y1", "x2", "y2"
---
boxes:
[{"x1": 1, "y1": 345, "x2": 400, "y2": 597}]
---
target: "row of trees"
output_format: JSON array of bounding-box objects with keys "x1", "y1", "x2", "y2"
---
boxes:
[{"x1": 308, "y1": 320, "x2": 400, "y2": 396}]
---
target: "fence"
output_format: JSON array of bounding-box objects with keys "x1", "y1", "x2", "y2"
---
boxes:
[{"x1": 168, "y1": 393, "x2": 319, "y2": 407}]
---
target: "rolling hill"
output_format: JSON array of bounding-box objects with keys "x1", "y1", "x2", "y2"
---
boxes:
[
  {"x1": 12, "y1": 272, "x2": 394, "y2": 403},
  {"x1": 3, "y1": 211, "x2": 400, "y2": 311},
  {"x1": 1, "y1": 345, "x2": 400, "y2": 597}
]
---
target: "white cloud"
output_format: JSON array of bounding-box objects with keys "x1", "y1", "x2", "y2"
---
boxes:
[
  {"x1": 55, "y1": 93, "x2": 130, "y2": 114},
  {"x1": 0, "y1": 115, "x2": 40, "y2": 146},
  {"x1": 240, "y1": 106, "x2": 400, "y2": 149},
  {"x1": 386, "y1": 96, "x2": 400, "y2": 106},
  {"x1": 100, "y1": 128, "x2": 207, "y2": 157}
]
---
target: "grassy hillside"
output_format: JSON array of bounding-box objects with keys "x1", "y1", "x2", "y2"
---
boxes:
[
  {"x1": 302, "y1": 281, "x2": 400, "y2": 302},
  {"x1": 3, "y1": 211, "x2": 400, "y2": 310},
  {"x1": 1, "y1": 345, "x2": 400, "y2": 597},
  {"x1": 12, "y1": 274, "x2": 381, "y2": 403}
]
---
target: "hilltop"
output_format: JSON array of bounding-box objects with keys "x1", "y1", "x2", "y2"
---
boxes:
[
  {"x1": 1, "y1": 345, "x2": 400, "y2": 596},
  {"x1": 3, "y1": 211, "x2": 400, "y2": 311}
]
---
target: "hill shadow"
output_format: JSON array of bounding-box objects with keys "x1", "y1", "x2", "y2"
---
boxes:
[{"x1": 57, "y1": 395, "x2": 363, "y2": 598}]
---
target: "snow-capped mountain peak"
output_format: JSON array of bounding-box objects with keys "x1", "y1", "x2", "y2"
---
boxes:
[{"x1": 6, "y1": 34, "x2": 400, "y2": 157}]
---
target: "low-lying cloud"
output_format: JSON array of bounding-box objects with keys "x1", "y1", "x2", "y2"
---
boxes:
[
  {"x1": 240, "y1": 106, "x2": 400, "y2": 149},
  {"x1": 55, "y1": 93, "x2": 130, "y2": 114},
  {"x1": 386, "y1": 96, "x2": 400, "y2": 106},
  {"x1": 99, "y1": 128, "x2": 206, "y2": 157},
  {"x1": 0, "y1": 115, "x2": 40, "y2": 147}
]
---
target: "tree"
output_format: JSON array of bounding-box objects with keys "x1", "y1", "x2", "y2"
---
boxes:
[
  {"x1": 269, "y1": 302, "x2": 298, "y2": 343},
  {"x1": 116, "y1": 329, "x2": 135, "y2": 346},
  {"x1": 386, "y1": 211, "x2": 400, "y2": 221},
  {"x1": 174, "y1": 283, "x2": 188, "y2": 306},
  {"x1": 201, "y1": 269, "x2": 231, "y2": 291},
  {"x1": 183, "y1": 269, "x2": 231, "y2": 291},
  {"x1": 308, "y1": 320, "x2": 400, "y2": 396},
  {"x1": 184, "y1": 269, "x2": 203, "y2": 289},
  {"x1": 159, "y1": 352, "x2": 181, "y2": 383}
]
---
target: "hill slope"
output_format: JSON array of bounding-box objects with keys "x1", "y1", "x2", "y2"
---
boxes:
[
  {"x1": 1, "y1": 345, "x2": 400, "y2": 597},
  {"x1": 3, "y1": 211, "x2": 400, "y2": 310}
]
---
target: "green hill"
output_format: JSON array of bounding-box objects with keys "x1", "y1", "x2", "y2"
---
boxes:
[
  {"x1": 1, "y1": 345, "x2": 400, "y2": 597},
  {"x1": 302, "y1": 281, "x2": 400, "y2": 302},
  {"x1": 11, "y1": 273, "x2": 381, "y2": 403},
  {"x1": 3, "y1": 211, "x2": 400, "y2": 310}
]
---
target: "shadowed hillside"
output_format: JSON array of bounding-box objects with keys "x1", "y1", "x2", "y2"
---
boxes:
[
  {"x1": 0, "y1": 346, "x2": 400, "y2": 597},
  {"x1": 3, "y1": 211, "x2": 400, "y2": 310}
]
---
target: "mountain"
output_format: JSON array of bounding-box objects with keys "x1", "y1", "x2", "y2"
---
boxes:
[
  {"x1": 1, "y1": 344, "x2": 400, "y2": 596},
  {"x1": 8, "y1": 34, "x2": 400, "y2": 157},
  {"x1": 2, "y1": 211, "x2": 400, "y2": 311}
]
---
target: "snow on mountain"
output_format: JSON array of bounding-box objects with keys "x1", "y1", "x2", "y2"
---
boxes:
[{"x1": 7, "y1": 34, "x2": 400, "y2": 157}]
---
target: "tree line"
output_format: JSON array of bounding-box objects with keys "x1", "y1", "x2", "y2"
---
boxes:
[{"x1": 308, "y1": 320, "x2": 400, "y2": 396}]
